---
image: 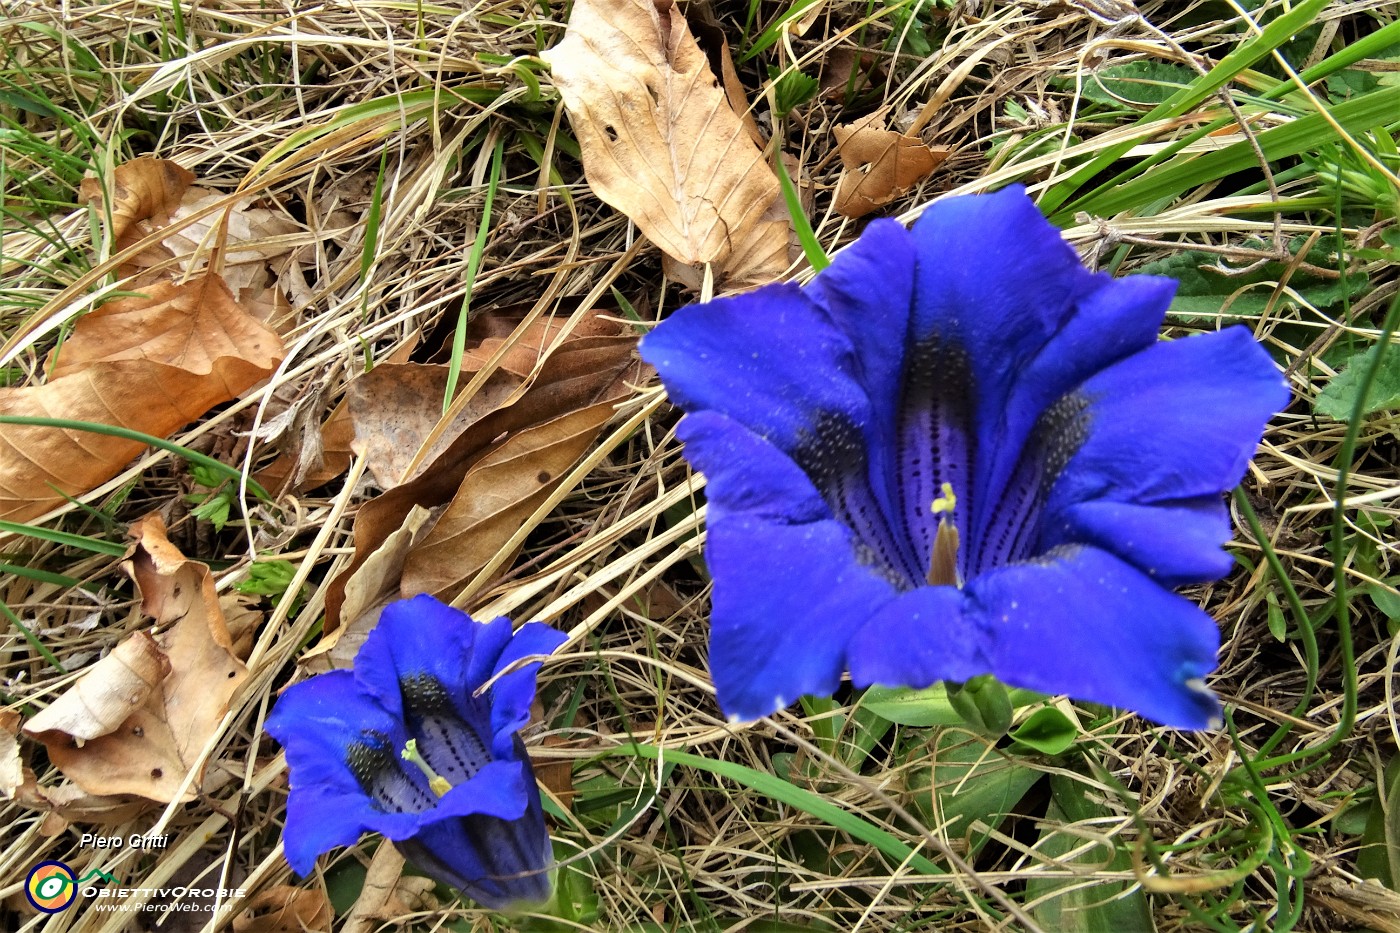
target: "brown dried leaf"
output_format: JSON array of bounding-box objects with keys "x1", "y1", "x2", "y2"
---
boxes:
[
  {"x1": 80, "y1": 157, "x2": 195, "y2": 246},
  {"x1": 348, "y1": 363, "x2": 519, "y2": 489},
  {"x1": 324, "y1": 333, "x2": 642, "y2": 631},
  {"x1": 545, "y1": 0, "x2": 788, "y2": 288},
  {"x1": 403, "y1": 399, "x2": 625, "y2": 597},
  {"x1": 302, "y1": 505, "x2": 435, "y2": 674},
  {"x1": 832, "y1": 110, "x2": 951, "y2": 218},
  {"x1": 17, "y1": 781, "x2": 152, "y2": 827},
  {"x1": 1, "y1": 710, "x2": 24, "y2": 799},
  {"x1": 0, "y1": 274, "x2": 285, "y2": 523},
  {"x1": 459, "y1": 308, "x2": 621, "y2": 377},
  {"x1": 233, "y1": 886, "x2": 333, "y2": 933},
  {"x1": 22, "y1": 633, "x2": 170, "y2": 741},
  {"x1": 162, "y1": 188, "x2": 301, "y2": 301},
  {"x1": 686, "y1": 6, "x2": 765, "y2": 148},
  {"x1": 253, "y1": 395, "x2": 354, "y2": 492},
  {"x1": 49, "y1": 275, "x2": 283, "y2": 378},
  {"x1": 25, "y1": 516, "x2": 250, "y2": 801}
]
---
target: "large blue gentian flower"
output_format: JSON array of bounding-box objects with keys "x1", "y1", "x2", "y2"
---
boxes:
[
  {"x1": 265, "y1": 595, "x2": 566, "y2": 910},
  {"x1": 640, "y1": 186, "x2": 1287, "y2": 729}
]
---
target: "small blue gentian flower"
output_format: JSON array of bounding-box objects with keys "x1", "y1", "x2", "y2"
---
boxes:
[
  {"x1": 640, "y1": 186, "x2": 1288, "y2": 729},
  {"x1": 265, "y1": 595, "x2": 566, "y2": 911}
]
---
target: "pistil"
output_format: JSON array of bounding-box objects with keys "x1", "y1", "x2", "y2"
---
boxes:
[
  {"x1": 401, "y1": 739, "x2": 453, "y2": 797},
  {"x1": 927, "y1": 482, "x2": 962, "y2": 588}
]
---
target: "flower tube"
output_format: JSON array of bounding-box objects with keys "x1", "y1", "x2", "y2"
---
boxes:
[
  {"x1": 640, "y1": 186, "x2": 1287, "y2": 729},
  {"x1": 266, "y1": 595, "x2": 565, "y2": 910}
]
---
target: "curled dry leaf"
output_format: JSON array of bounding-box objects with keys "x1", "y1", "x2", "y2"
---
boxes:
[
  {"x1": 162, "y1": 187, "x2": 301, "y2": 303},
  {"x1": 832, "y1": 110, "x2": 951, "y2": 218},
  {"x1": 16, "y1": 780, "x2": 152, "y2": 829},
  {"x1": 22, "y1": 633, "x2": 170, "y2": 742},
  {"x1": 0, "y1": 273, "x2": 285, "y2": 522},
  {"x1": 24, "y1": 516, "x2": 251, "y2": 801},
  {"x1": 545, "y1": 0, "x2": 789, "y2": 288},
  {"x1": 324, "y1": 322, "x2": 643, "y2": 631}
]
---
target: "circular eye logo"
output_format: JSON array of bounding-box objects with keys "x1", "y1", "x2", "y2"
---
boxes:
[{"x1": 26, "y1": 861, "x2": 78, "y2": 913}]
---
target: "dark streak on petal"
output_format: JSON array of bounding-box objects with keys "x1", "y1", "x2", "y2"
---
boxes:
[
  {"x1": 792, "y1": 411, "x2": 918, "y2": 587},
  {"x1": 972, "y1": 392, "x2": 1091, "y2": 573},
  {"x1": 399, "y1": 672, "x2": 493, "y2": 785},
  {"x1": 346, "y1": 730, "x2": 436, "y2": 815},
  {"x1": 896, "y1": 336, "x2": 975, "y2": 581}
]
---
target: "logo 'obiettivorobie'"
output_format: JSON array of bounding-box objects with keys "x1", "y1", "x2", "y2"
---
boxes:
[{"x1": 26, "y1": 861, "x2": 79, "y2": 913}]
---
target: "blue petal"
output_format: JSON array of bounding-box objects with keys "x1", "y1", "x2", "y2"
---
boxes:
[
  {"x1": 680, "y1": 393, "x2": 921, "y2": 587},
  {"x1": 400, "y1": 755, "x2": 552, "y2": 909},
  {"x1": 486, "y1": 621, "x2": 567, "y2": 758},
  {"x1": 265, "y1": 672, "x2": 419, "y2": 873},
  {"x1": 639, "y1": 284, "x2": 872, "y2": 456},
  {"x1": 973, "y1": 547, "x2": 1222, "y2": 728},
  {"x1": 420, "y1": 759, "x2": 534, "y2": 823},
  {"x1": 970, "y1": 274, "x2": 1174, "y2": 542},
  {"x1": 676, "y1": 410, "x2": 829, "y2": 524},
  {"x1": 905, "y1": 188, "x2": 1177, "y2": 569},
  {"x1": 846, "y1": 586, "x2": 984, "y2": 688},
  {"x1": 806, "y1": 218, "x2": 916, "y2": 451},
  {"x1": 354, "y1": 595, "x2": 480, "y2": 724},
  {"x1": 706, "y1": 514, "x2": 899, "y2": 719},
  {"x1": 1045, "y1": 497, "x2": 1234, "y2": 587},
  {"x1": 908, "y1": 186, "x2": 1100, "y2": 429},
  {"x1": 1046, "y1": 326, "x2": 1287, "y2": 509}
]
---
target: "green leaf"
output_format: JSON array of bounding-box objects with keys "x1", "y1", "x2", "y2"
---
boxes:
[
  {"x1": 1314, "y1": 346, "x2": 1400, "y2": 420},
  {"x1": 1139, "y1": 241, "x2": 1368, "y2": 322},
  {"x1": 864, "y1": 682, "x2": 1047, "y2": 726},
  {"x1": 1356, "y1": 757, "x2": 1400, "y2": 890},
  {"x1": 1008, "y1": 707, "x2": 1078, "y2": 757},
  {"x1": 1078, "y1": 62, "x2": 1197, "y2": 107},
  {"x1": 1027, "y1": 774, "x2": 1154, "y2": 932},
  {"x1": 236, "y1": 559, "x2": 298, "y2": 598},
  {"x1": 1266, "y1": 590, "x2": 1288, "y2": 641},
  {"x1": 1327, "y1": 69, "x2": 1381, "y2": 100},
  {"x1": 863, "y1": 683, "x2": 968, "y2": 727},
  {"x1": 906, "y1": 731, "x2": 1041, "y2": 853},
  {"x1": 1365, "y1": 582, "x2": 1400, "y2": 621},
  {"x1": 947, "y1": 674, "x2": 1013, "y2": 737},
  {"x1": 768, "y1": 66, "x2": 819, "y2": 118}
]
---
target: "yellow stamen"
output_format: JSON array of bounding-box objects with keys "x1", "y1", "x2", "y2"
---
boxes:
[
  {"x1": 927, "y1": 483, "x2": 962, "y2": 588},
  {"x1": 401, "y1": 739, "x2": 453, "y2": 797},
  {"x1": 931, "y1": 482, "x2": 957, "y2": 515}
]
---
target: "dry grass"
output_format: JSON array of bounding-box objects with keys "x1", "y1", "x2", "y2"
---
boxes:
[{"x1": 2, "y1": 0, "x2": 1399, "y2": 930}]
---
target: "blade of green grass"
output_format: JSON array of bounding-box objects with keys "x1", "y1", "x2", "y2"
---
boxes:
[
  {"x1": 1040, "y1": 0, "x2": 1332, "y2": 214},
  {"x1": 1069, "y1": 84, "x2": 1400, "y2": 218},
  {"x1": 444, "y1": 133, "x2": 504, "y2": 411},
  {"x1": 776, "y1": 155, "x2": 828, "y2": 272},
  {"x1": 0, "y1": 601, "x2": 67, "y2": 672},
  {"x1": 0, "y1": 520, "x2": 127, "y2": 555},
  {"x1": 619, "y1": 742, "x2": 946, "y2": 876},
  {"x1": 0, "y1": 562, "x2": 82, "y2": 587},
  {"x1": 0, "y1": 415, "x2": 270, "y2": 501}
]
